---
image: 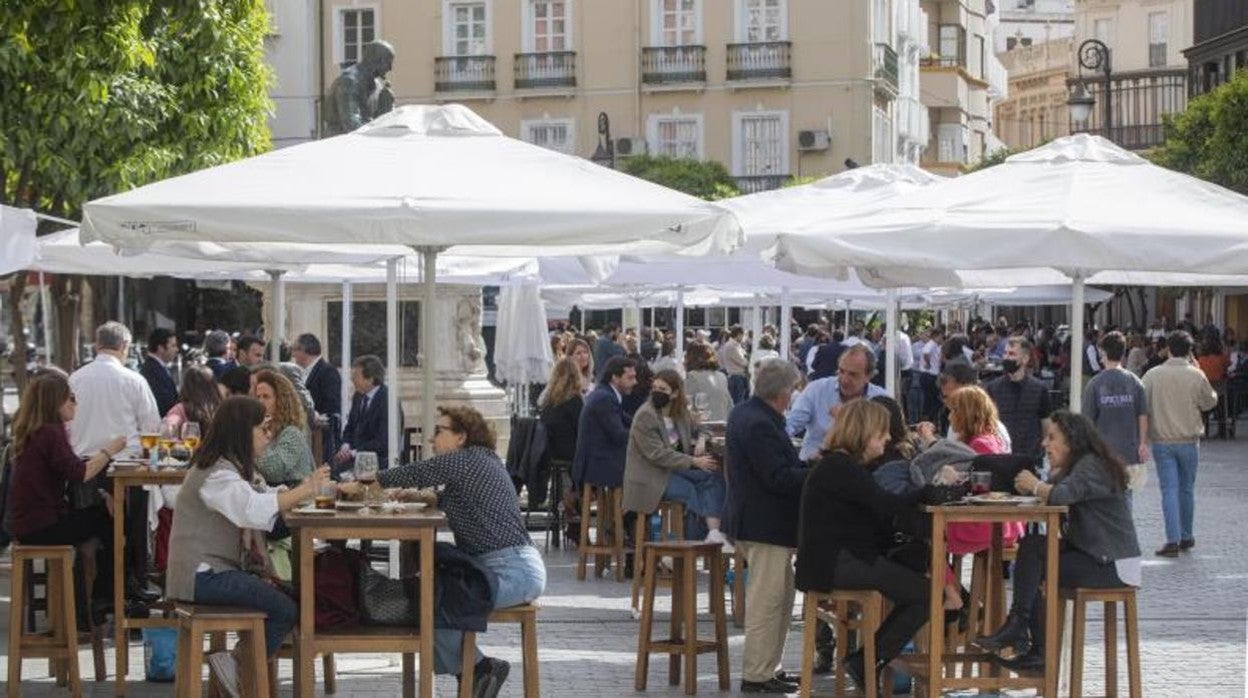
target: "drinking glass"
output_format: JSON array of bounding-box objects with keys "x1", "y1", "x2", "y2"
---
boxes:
[
  {"x1": 139, "y1": 432, "x2": 159, "y2": 459},
  {"x1": 181, "y1": 422, "x2": 201, "y2": 457},
  {"x1": 355, "y1": 451, "x2": 380, "y2": 505},
  {"x1": 693, "y1": 393, "x2": 710, "y2": 420},
  {"x1": 971, "y1": 471, "x2": 993, "y2": 496},
  {"x1": 158, "y1": 423, "x2": 180, "y2": 462}
]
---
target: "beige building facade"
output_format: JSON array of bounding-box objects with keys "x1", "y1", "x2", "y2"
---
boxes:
[
  {"x1": 994, "y1": 38, "x2": 1072, "y2": 149},
  {"x1": 321, "y1": 0, "x2": 930, "y2": 191}
]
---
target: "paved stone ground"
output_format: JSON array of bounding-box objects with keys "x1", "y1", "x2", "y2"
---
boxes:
[{"x1": 2, "y1": 437, "x2": 1246, "y2": 696}]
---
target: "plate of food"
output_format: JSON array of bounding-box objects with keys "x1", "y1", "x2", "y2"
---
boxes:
[
  {"x1": 379, "y1": 501, "x2": 429, "y2": 514},
  {"x1": 966, "y1": 493, "x2": 1040, "y2": 506},
  {"x1": 335, "y1": 501, "x2": 366, "y2": 511},
  {"x1": 291, "y1": 505, "x2": 337, "y2": 516}
]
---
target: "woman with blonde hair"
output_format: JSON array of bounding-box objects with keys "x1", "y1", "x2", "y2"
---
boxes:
[
  {"x1": 251, "y1": 369, "x2": 314, "y2": 486},
  {"x1": 796, "y1": 399, "x2": 929, "y2": 689},
  {"x1": 566, "y1": 337, "x2": 595, "y2": 394}
]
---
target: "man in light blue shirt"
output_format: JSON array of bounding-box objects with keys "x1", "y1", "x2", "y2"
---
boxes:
[{"x1": 787, "y1": 345, "x2": 888, "y2": 460}]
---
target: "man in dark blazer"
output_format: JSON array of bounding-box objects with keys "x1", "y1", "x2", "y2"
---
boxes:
[
  {"x1": 202, "y1": 330, "x2": 235, "y2": 380},
  {"x1": 593, "y1": 324, "x2": 626, "y2": 380},
  {"x1": 292, "y1": 333, "x2": 343, "y2": 455},
  {"x1": 722, "y1": 357, "x2": 810, "y2": 694},
  {"x1": 572, "y1": 356, "x2": 637, "y2": 489},
  {"x1": 333, "y1": 354, "x2": 399, "y2": 475},
  {"x1": 140, "y1": 327, "x2": 179, "y2": 417}
]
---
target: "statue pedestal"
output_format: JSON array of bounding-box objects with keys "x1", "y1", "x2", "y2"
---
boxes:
[{"x1": 258, "y1": 280, "x2": 511, "y2": 455}]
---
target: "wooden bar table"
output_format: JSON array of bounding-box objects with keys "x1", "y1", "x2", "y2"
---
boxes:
[
  {"x1": 286, "y1": 506, "x2": 446, "y2": 698},
  {"x1": 107, "y1": 464, "x2": 188, "y2": 696},
  {"x1": 916, "y1": 502, "x2": 1067, "y2": 697}
]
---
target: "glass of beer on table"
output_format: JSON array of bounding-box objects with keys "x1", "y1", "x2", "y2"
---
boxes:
[
  {"x1": 181, "y1": 422, "x2": 201, "y2": 456},
  {"x1": 139, "y1": 432, "x2": 159, "y2": 459},
  {"x1": 158, "y1": 423, "x2": 180, "y2": 462}
]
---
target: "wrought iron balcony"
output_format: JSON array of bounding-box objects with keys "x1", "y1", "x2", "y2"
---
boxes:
[
  {"x1": 514, "y1": 51, "x2": 577, "y2": 90},
  {"x1": 874, "y1": 43, "x2": 899, "y2": 97},
  {"x1": 726, "y1": 41, "x2": 792, "y2": 81},
  {"x1": 641, "y1": 45, "x2": 707, "y2": 85},
  {"x1": 435, "y1": 55, "x2": 496, "y2": 92},
  {"x1": 734, "y1": 174, "x2": 790, "y2": 194}
]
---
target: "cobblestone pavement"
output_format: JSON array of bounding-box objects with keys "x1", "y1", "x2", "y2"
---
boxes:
[{"x1": 2, "y1": 438, "x2": 1246, "y2": 696}]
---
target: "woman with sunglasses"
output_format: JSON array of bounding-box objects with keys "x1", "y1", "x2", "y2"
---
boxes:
[
  {"x1": 8, "y1": 372, "x2": 126, "y2": 605},
  {"x1": 339, "y1": 405, "x2": 544, "y2": 698}
]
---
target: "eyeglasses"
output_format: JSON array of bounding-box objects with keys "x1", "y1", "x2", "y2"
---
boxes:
[{"x1": 434, "y1": 425, "x2": 456, "y2": 436}]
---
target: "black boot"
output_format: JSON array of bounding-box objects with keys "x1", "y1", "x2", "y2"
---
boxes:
[
  {"x1": 975, "y1": 612, "x2": 1031, "y2": 654},
  {"x1": 996, "y1": 649, "x2": 1045, "y2": 673}
]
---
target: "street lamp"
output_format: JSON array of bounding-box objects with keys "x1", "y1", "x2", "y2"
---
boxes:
[
  {"x1": 1067, "y1": 39, "x2": 1112, "y2": 139},
  {"x1": 590, "y1": 111, "x2": 615, "y2": 168}
]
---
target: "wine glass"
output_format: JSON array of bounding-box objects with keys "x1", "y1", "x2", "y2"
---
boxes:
[
  {"x1": 693, "y1": 393, "x2": 710, "y2": 421},
  {"x1": 355, "y1": 451, "x2": 380, "y2": 505},
  {"x1": 158, "y1": 423, "x2": 180, "y2": 464},
  {"x1": 181, "y1": 422, "x2": 201, "y2": 458}
]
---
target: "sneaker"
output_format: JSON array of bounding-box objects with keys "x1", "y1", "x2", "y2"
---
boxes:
[
  {"x1": 705, "y1": 528, "x2": 734, "y2": 553},
  {"x1": 471, "y1": 657, "x2": 510, "y2": 698},
  {"x1": 206, "y1": 652, "x2": 242, "y2": 698}
]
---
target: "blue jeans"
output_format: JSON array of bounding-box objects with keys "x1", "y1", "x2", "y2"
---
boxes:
[
  {"x1": 434, "y1": 545, "x2": 547, "y2": 675},
  {"x1": 1152, "y1": 441, "x2": 1200, "y2": 544},
  {"x1": 728, "y1": 374, "x2": 749, "y2": 405},
  {"x1": 194, "y1": 569, "x2": 297, "y2": 655},
  {"x1": 662, "y1": 468, "x2": 726, "y2": 519}
]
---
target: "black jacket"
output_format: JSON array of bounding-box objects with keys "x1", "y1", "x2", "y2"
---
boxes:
[
  {"x1": 722, "y1": 397, "x2": 809, "y2": 548},
  {"x1": 342, "y1": 385, "x2": 399, "y2": 467},
  {"x1": 540, "y1": 395, "x2": 582, "y2": 463},
  {"x1": 572, "y1": 384, "x2": 630, "y2": 488},
  {"x1": 795, "y1": 450, "x2": 923, "y2": 593},
  {"x1": 140, "y1": 355, "x2": 179, "y2": 418},
  {"x1": 433, "y1": 542, "x2": 499, "y2": 632},
  {"x1": 304, "y1": 358, "x2": 343, "y2": 420},
  {"x1": 810, "y1": 343, "x2": 845, "y2": 381}
]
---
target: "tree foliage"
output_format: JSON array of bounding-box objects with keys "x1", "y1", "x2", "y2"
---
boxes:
[
  {"x1": 0, "y1": 0, "x2": 273, "y2": 218},
  {"x1": 1152, "y1": 69, "x2": 1248, "y2": 195},
  {"x1": 619, "y1": 155, "x2": 741, "y2": 201}
]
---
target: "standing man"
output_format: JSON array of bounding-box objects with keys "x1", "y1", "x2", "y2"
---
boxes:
[
  {"x1": 69, "y1": 321, "x2": 162, "y2": 602},
  {"x1": 722, "y1": 325, "x2": 750, "y2": 405},
  {"x1": 787, "y1": 345, "x2": 888, "y2": 461},
  {"x1": 235, "y1": 334, "x2": 267, "y2": 368},
  {"x1": 895, "y1": 324, "x2": 914, "y2": 400},
  {"x1": 1142, "y1": 331, "x2": 1218, "y2": 557},
  {"x1": 1082, "y1": 331, "x2": 1150, "y2": 506},
  {"x1": 202, "y1": 330, "x2": 234, "y2": 379},
  {"x1": 723, "y1": 358, "x2": 809, "y2": 693},
  {"x1": 334, "y1": 355, "x2": 398, "y2": 472},
  {"x1": 571, "y1": 357, "x2": 637, "y2": 491},
  {"x1": 293, "y1": 332, "x2": 343, "y2": 458},
  {"x1": 919, "y1": 327, "x2": 945, "y2": 422},
  {"x1": 140, "y1": 327, "x2": 179, "y2": 417},
  {"x1": 984, "y1": 337, "x2": 1052, "y2": 462}
]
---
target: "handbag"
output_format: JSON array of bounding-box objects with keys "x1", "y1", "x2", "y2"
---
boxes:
[{"x1": 357, "y1": 563, "x2": 419, "y2": 626}]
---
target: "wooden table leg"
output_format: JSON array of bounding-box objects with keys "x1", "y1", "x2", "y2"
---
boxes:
[
  {"x1": 112, "y1": 479, "x2": 127, "y2": 696},
  {"x1": 985, "y1": 522, "x2": 1004, "y2": 680},
  {"x1": 294, "y1": 528, "x2": 315, "y2": 698},
  {"x1": 926, "y1": 510, "x2": 946, "y2": 698},
  {"x1": 418, "y1": 531, "x2": 434, "y2": 698},
  {"x1": 1043, "y1": 513, "x2": 1062, "y2": 697}
]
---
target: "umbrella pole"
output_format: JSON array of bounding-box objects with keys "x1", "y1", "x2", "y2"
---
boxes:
[
  {"x1": 269, "y1": 270, "x2": 286, "y2": 364},
  {"x1": 421, "y1": 248, "x2": 438, "y2": 459},
  {"x1": 386, "y1": 259, "x2": 400, "y2": 467},
  {"x1": 341, "y1": 281, "x2": 352, "y2": 439},
  {"x1": 117, "y1": 277, "x2": 125, "y2": 325},
  {"x1": 1069, "y1": 274, "x2": 1086, "y2": 414},
  {"x1": 39, "y1": 272, "x2": 52, "y2": 365},
  {"x1": 779, "y1": 287, "x2": 791, "y2": 361},
  {"x1": 885, "y1": 288, "x2": 898, "y2": 398},
  {"x1": 675, "y1": 288, "x2": 686, "y2": 362}
]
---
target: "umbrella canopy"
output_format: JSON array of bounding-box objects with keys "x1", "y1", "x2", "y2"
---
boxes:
[
  {"x1": 81, "y1": 104, "x2": 740, "y2": 257},
  {"x1": 494, "y1": 280, "x2": 555, "y2": 386},
  {"x1": 923, "y1": 284, "x2": 1114, "y2": 307},
  {"x1": 0, "y1": 205, "x2": 37, "y2": 275},
  {"x1": 31, "y1": 229, "x2": 307, "y2": 277},
  {"x1": 774, "y1": 134, "x2": 1248, "y2": 280}
]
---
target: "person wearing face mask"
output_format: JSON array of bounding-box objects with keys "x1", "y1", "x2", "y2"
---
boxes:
[
  {"x1": 622, "y1": 370, "x2": 725, "y2": 546},
  {"x1": 984, "y1": 336, "x2": 1053, "y2": 461}
]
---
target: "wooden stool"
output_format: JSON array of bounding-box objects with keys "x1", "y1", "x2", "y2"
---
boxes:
[
  {"x1": 172, "y1": 604, "x2": 271, "y2": 698},
  {"x1": 729, "y1": 551, "x2": 745, "y2": 628},
  {"x1": 1061, "y1": 586, "x2": 1142, "y2": 698},
  {"x1": 799, "y1": 589, "x2": 891, "y2": 698},
  {"x1": 630, "y1": 500, "x2": 686, "y2": 612},
  {"x1": 457, "y1": 603, "x2": 541, "y2": 698},
  {"x1": 576, "y1": 484, "x2": 625, "y2": 582},
  {"x1": 635, "y1": 541, "x2": 730, "y2": 695},
  {"x1": 7, "y1": 546, "x2": 83, "y2": 698}
]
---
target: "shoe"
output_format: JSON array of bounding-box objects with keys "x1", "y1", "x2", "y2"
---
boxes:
[
  {"x1": 740, "y1": 677, "x2": 799, "y2": 694},
  {"x1": 123, "y1": 600, "x2": 151, "y2": 619},
  {"x1": 206, "y1": 652, "x2": 242, "y2": 698},
  {"x1": 705, "y1": 529, "x2": 727, "y2": 545},
  {"x1": 773, "y1": 669, "x2": 799, "y2": 683},
  {"x1": 1155, "y1": 543, "x2": 1180, "y2": 558},
  {"x1": 813, "y1": 651, "x2": 835, "y2": 675},
  {"x1": 1179, "y1": 538, "x2": 1196, "y2": 551},
  {"x1": 975, "y1": 613, "x2": 1031, "y2": 655},
  {"x1": 124, "y1": 577, "x2": 160, "y2": 603},
  {"x1": 844, "y1": 651, "x2": 868, "y2": 691},
  {"x1": 471, "y1": 657, "x2": 510, "y2": 698},
  {"x1": 995, "y1": 650, "x2": 1045, "y2": 673}
]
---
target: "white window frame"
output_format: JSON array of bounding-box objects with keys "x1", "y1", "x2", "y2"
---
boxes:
[
  {"x1": 522, "y1": 0, "x2": 573, "y2": 53},
  {"x1": 1093, "y1": 17, "x2": 1113, "y2": 47},
  {"x1": 1148, "y1": 11, "x2": 1168, "y2": 67},
  {"x1": 646, "y1": 113, "x2": 705, "y2": 160},
  {"x1": 650, "y1": 0, "x2": 703, "y2": 46},
  {"x1": 734, "y1": 0, "x2": 788, "y2": 43},
  {"x1": 731, "y1": 109, "x2": 790, "y2": 177},
  {"x1": 442, "y1": 0, "x2": 493, "y2": 56},
  {"x1": 333, "y1": 4, "x2": 380, "y2": 67},
  {"x1": 521, "y1": 117, "x2": 576, "y2": 154}
]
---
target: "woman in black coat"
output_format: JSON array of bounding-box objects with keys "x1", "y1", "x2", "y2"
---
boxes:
[
  {"x1": 540, "y1": 358, "x2": 585, "y2": 463},
  {"x1": 795, "y1": 399, "x2": 929, "y2": 691}
]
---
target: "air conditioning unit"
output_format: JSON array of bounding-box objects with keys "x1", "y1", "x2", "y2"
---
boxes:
[
  {"x1": 798, "y1": 130, "x2": 830, "y2": 152},
  {"x1": 615, "y1": 137, "x2": 648, "y2": 157}
]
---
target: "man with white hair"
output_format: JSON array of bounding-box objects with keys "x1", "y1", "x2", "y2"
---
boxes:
[{"x1": 70, "y1": 321, "x2": 162, "y2": 602}]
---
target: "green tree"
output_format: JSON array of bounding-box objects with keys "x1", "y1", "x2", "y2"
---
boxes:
[
  {"x1": 1, "y1": 1, "x2": 273, "y2": 371},
  {"x1": 1153, "y1": 69, "x2": 1248, "y2": 195},
  {"x1": 964, "y1": 146, "x2": 1016, "y2": 173},
  {"x1": 619, "y1": 155, "x2": 741, "y2": 201}
]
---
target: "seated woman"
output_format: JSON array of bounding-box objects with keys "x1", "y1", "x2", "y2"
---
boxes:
[
  {"x1": 622, "y1": 369, "x2": 724, "y2": 545},
  {"x1": 683, "y1": 342, "x2": 733, "y2": 423},
  {"x1": 8, "y1": 372, "x2": 126, "y2": 610},
  {"x1": 166, "y1": 397, "x2": 327, "y2": 697},
  {"x1": 251, "y1": 369, "x2": 315, "y2": 487},
  {"x1": 164, "y1": 365, "x2": 221, "y2": 433},
  {"x1": 796, "y1": 399, "x2": 929, "y2": 691},
  {"x1": 342, "y1": 405, "x2": 545, "y2": 698},
  {"x1": 977, "y1": 410, "x2": 1141, "y2": 671}
]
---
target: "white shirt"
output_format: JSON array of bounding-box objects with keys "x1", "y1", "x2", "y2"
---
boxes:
[
  {"x1": 895, "y1": 332, "x2": 914, "y2": 372},
  {"x1": 195, "y1": 468, "x2": 281, "y2": 571},
  {"x1": 68, "y1": 353, "x2": 161, "y2": 456},
  {"x1": 805, "y1": 344, "x2": 821, "y2": 375},
  {"x1": 921, "y1": 340, "x2": 943, "y2": 376}
]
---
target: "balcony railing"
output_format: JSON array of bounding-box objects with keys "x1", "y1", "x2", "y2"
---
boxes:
[
  {"x1": 734, "y1": 174, "x2": 790, "y2": 194},
  {"x1": 514, "y1": 51, "x2": 577, "y2": 89},
  {"x1": 641, "y1": 45, "x2": 707, "y2": 84},
  {"x1": 435, "y1": 55, "x2": 496, "y2": 92},
  {"x1": 726, "y1": 41, "x2": 792, "y2": 81},
  {"x1": 874, "y1": 43, "x2": 899, "y2": 96},
  {"x1": 1066, "y1": 68, "x2": 1187, "y2": 150},
  {"x1": 921, "y1": 56, "x2": 962, "y2": 69}
]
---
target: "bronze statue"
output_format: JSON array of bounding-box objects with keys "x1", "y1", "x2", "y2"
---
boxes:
[{"x1": 324, "y1": 40, "x2": 396, "y2": 135}]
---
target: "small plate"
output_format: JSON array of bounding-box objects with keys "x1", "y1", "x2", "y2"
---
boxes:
[
  {"x1": 335, "y1": 501, "x2": 366, "y2": 510},
  {"x1": 291, "y1": 506, "x2": 336, "y2": 516},
  {"x1": 380, "y1": 502, "x2": 428, "y2": 514},
  {"x1": 967, "y1": 494, "x2": 1039, "y2": 506}
]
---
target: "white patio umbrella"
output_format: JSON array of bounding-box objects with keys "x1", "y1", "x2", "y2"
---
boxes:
[
  {"x1": 0, "y1": 205, "x2": 37, "y2": 275},
  {"x1": 775, "y1": 134, "x2": 1248, "y2": 409},
  {"x1": 81, "y1": 104, "x2": 741, "y2": 458},
  {"x1": 494, "y1": 279, "x2": 554, "y2": 395}
]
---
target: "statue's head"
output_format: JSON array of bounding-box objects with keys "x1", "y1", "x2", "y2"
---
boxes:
[{"x1": 360, "y1": 40, "x2": 396, "y2": 76}]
